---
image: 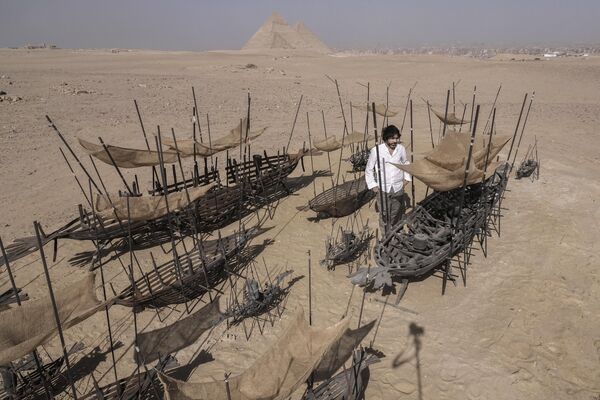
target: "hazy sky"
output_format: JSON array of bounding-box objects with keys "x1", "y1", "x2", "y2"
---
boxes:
[{"x1": 1, "y1": 0, "x2": 598, "y2": 50}]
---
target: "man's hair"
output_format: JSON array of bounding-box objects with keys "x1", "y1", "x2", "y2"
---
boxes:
[{"x1": 382, "y1": 125, "x2": 400, "y2": 141}]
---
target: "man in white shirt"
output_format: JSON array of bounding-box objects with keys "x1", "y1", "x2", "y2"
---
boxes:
[{"x1": 365, "y1": 125, "x2": 412, "y2": 233}]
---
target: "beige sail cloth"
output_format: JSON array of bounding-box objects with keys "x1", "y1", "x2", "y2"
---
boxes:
[
  {"x1": 161, "y1": 137, "x2": 218, "y2": 157},
  {"x1": 390, "y1": 132, "x2": 510, "y2": 191},
  {"x1": 158, "y1": 310, "x2": 350, "y2": 400},
  {"x1": 210, "y1": 118, "x2": 267, "y2": 152},
  {"x1": 136, "y1": 299, "x2": 224, "y2": 365},
  {"x1": 95, "y1": 184, "x2": 215, "y2": 222},
  {"x1": 312, "y1": 319, "x2": 376, "y2": 381},
  {"x1": 430, "y1": 108, "x2": 468, "y2": 125},
  {"x1": 163, "y1": 119, "x2": 267, "y2": 156},
  {"x1": 313, "y1": 131, "x2": 374, "y2": 152},
  {"x1": 352, "y1": 103, "x2": 398, "y2": 117},
  {"x1": 79, "y1": 138, "x2": 179, "y2": 168},
  {"x1": 0, "y1": 274, "x2": 109, "y2": 366}
]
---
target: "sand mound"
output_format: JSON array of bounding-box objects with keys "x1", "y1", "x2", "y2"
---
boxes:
[{"x1": 243, "y1": 12, "x2": 330, "y2": 53}]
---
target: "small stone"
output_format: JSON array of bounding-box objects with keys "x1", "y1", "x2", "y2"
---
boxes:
[
  {"x1": 0, "y1": 90, "x2": 6, "y2": 95},
  {"x1": 76, "y1": 90, "x2": 89, "y2": 95},
  {"x1": 11, "y1": 96, "x2": 22, "y2": 102}
]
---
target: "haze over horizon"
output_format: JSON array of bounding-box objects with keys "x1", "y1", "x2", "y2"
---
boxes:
[{"x1": 1, "y1": 0, "x2": 599, "y2": 51}]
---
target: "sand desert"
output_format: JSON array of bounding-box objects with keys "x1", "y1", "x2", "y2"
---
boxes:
[{"x1": 1, "y1": 34, "x2": 600, "y2": 400}]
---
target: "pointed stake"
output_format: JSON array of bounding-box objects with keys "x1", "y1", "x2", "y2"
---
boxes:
[{"x1": 33, "y1": 221, "x2": 79, "y2": 399}]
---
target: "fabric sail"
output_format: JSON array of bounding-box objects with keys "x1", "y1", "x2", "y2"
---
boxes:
[
  {"x1": 158, "y1": 310, "x2": 350, "y2": 400},
  {"x1": 430, "y1": 108, "x2": 468, "y2": 125},
  {"x1": 390, "y1": 132, "x2": 510, "y2": 191},
  {"x1": 210, "y1": 118, "x2": 267, "y2": 152},
  {"x1": 313, "y1": 132, "x2": 374, "y2": 152},
  {"x1": 0, "y1": 274, "x2": 110, "y2": 366},
  {"x1": 160, "y1": 136, "x2": 218, "y2": 157},
  {"x1": 312, "y1": 319, "x2": 376, "y2": 381},
  {"x1": 78, "y1": 138, "x2": 179, "y2": 168},
  {"x1": 136, "y1": 299, "x2": 224, "y2": 365},
  {"x1": 351, "y1": 103, "x2": 399, "y2": 117},
  {"x1": 95, "y1": 184, "x2": 215, "y2": 222}
]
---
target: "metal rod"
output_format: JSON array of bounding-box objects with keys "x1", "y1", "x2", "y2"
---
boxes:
[
  {"x1": 33, "y1": 221, "x2": 79, "y2": 399},
  {"x1": 59, "y1": 147, "x2": 92, "y2": 207},
  {"x1": 192, "y1": 86, "x2": 203, "y2": 143},
  {"x1": 98, "y1": 137, "x2": 134, "y2": 195},
  {"x1": 510, "y1": 91, "x2": 535, "y2": 171},
  {"x1": 400, "y1": 83, "x2": 416, "y2": 134},
  {"x1": 307, "y1": 250, "x2": 312, "y2": 326},
  {"x1": 192, "y1": 106, "x2": 198, "y2": 175},
  {"x1": 321, "y1": 110, "x2": 333, "y2": 179},
  {"x1": 306, "y1": 112, "x2": 317, "y2": 197},
  {"x1": 285, "y1": 95, "x2": 303, "y2": 154},
  {"x1": 469, "y1": 85, "x2": 476, "y2": 131},
  {"x1": 452, "y1": 81, "x2": 456, "y2": 114},
  {"x1": 357, "y1": 264, "x2": 371, "y2": 329},
  {"x1": 333, "y1": 79, "x2": 350, "y2": 187},
  {"x1": 482, "y1": 84, "x2": 502, "y2": 135},
  {"x1": 46, "y1": 115, "x2": 102, "y2": 194},
  {"x1": 133, "y1": 99, "x2": 160, "y2": 186},
  {"x1": 409, "y1": 99, "x2": 415, "y2": 209},
  {"x1": 426, "y1": 100, "x2": 434, "y2": 148},
  {"x1": 442, "y1": 89, "x2": 450, "y2": 138},
  {"x1": 506, "y1": 93, "x2": 529, "y2": 163},
  {"x1": 95, "y1": 246, "x2": 119, "y2": 383},
  {"x1": 372, "y1": 102, "x2": 386, "y2": 233},
  {"x1": 0, "y1": 237, "x2": 54, "y2": 399},
  {"x1": 206, "y1": 113, "x2": 214, "y2": 169}
]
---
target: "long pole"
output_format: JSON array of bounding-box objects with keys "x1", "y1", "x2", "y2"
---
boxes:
[
  {"x1": 426, "y1": 100, "x2": 434, "y2": 148},
  {"x1": 510, "y1": 91, "x2": 535, "y2": 171},
  {"x1": 98, "y1": 137, "x2": 134, "y2": 195},
  {"x1": 133, "y1": 99, "x2": 160, "y2": 185},
  {"x1": 192, "y1": 86, "x2": 203, "y2": 143},
  {"x1": 46, "y1": 115, "x2": 102, "y2": 194},
  {"x1": 362, "y1": 82, "x2": 370, "y2": 146},
  {"x1": 307, "y1": 250, "x2": 312, "y2": 326},
  {"x1": 372, "y1": 102, "x2": 386, "y2": 233},
  {"x1": 285, "y1": 95, "x2": 304, "y2": 154},
  {"x1": 321, "y1": 110, "x2": 333, "y2": 181},
  {"x1": 306, "y1": 112, "x2": 317, "y2": 197},
  {"x1": 400, "y1": 83, "x2": 417, "y2": 134},
  {"x1": 95, "y1": 246, "x2": 119, "y2": 383},
  {"x1": 506, "y1": 93, "x2": 529, "y2": 164},
  {"x1": 332, "y1": 79, "x2": 350, "y2": 187},
  {"x1": 34, "y1": 221, "x2": 79, "y2": 399},
  {"x1": 192, "y1": 106, "x2": 198, "y2": 181},
  {"x1": 442, "y1": 90, "x2": 450, "y2": 138},
  {"x1": 469, "y1": 86, "x2": 477, "y2": 131},
  {"x1": 357, "y1": 263, "x2": 371, "y2": 329},
  {"x1": 409, "y1": 100, "x2": 415, "y2": 209},
  {"x1": 482, "y1": 85, "x2": 502, "y2": 135},
  {"x1": 0, "y1": 237, "x2": 53, "y2": 398},
  {"x1": 206, "y1": 113, "x2": 214, "y2": 169}
]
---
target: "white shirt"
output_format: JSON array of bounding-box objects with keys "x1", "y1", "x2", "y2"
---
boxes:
[{"x1": 365, "y1": 143, "x2": 411, "y2": 193}]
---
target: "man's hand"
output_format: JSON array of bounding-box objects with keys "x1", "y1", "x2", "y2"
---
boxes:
[{"x1": 372, "y1": 187, "x2": 379, "y2": 193}]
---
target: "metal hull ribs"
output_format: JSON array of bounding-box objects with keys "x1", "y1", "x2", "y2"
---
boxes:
[
  {"x1": 374, "y1": 166, "x2": 508, "y2": 279},
  {"x1": 117, "y1": 231, "x2": 248, "y2": 309},
  {"x1": 226, "y1": 150, "x2": 303, "y2": 194},
  {"x1": 309, "y1": 178, "x2": 375, "y2": 219}
]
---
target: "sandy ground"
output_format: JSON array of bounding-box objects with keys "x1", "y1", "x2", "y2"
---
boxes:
[{"x1": 1, "y1": 48, "x2": 599, "y2": 399}]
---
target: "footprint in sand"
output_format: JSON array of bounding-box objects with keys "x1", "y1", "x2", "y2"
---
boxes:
[
  {"x1": 533, "y1": 341, "x2": 563, "y2": 362},
  {"x1": 378, "y1": 371, "x2": 416, "y2": 394},
  {"x1": 502, "y1": 338, "x2": 535, "y2": 362}
]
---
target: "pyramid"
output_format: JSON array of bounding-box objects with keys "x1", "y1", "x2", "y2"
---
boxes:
[{"x1": 243, "y1": 12, "x2": 330, "y2": 53}]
